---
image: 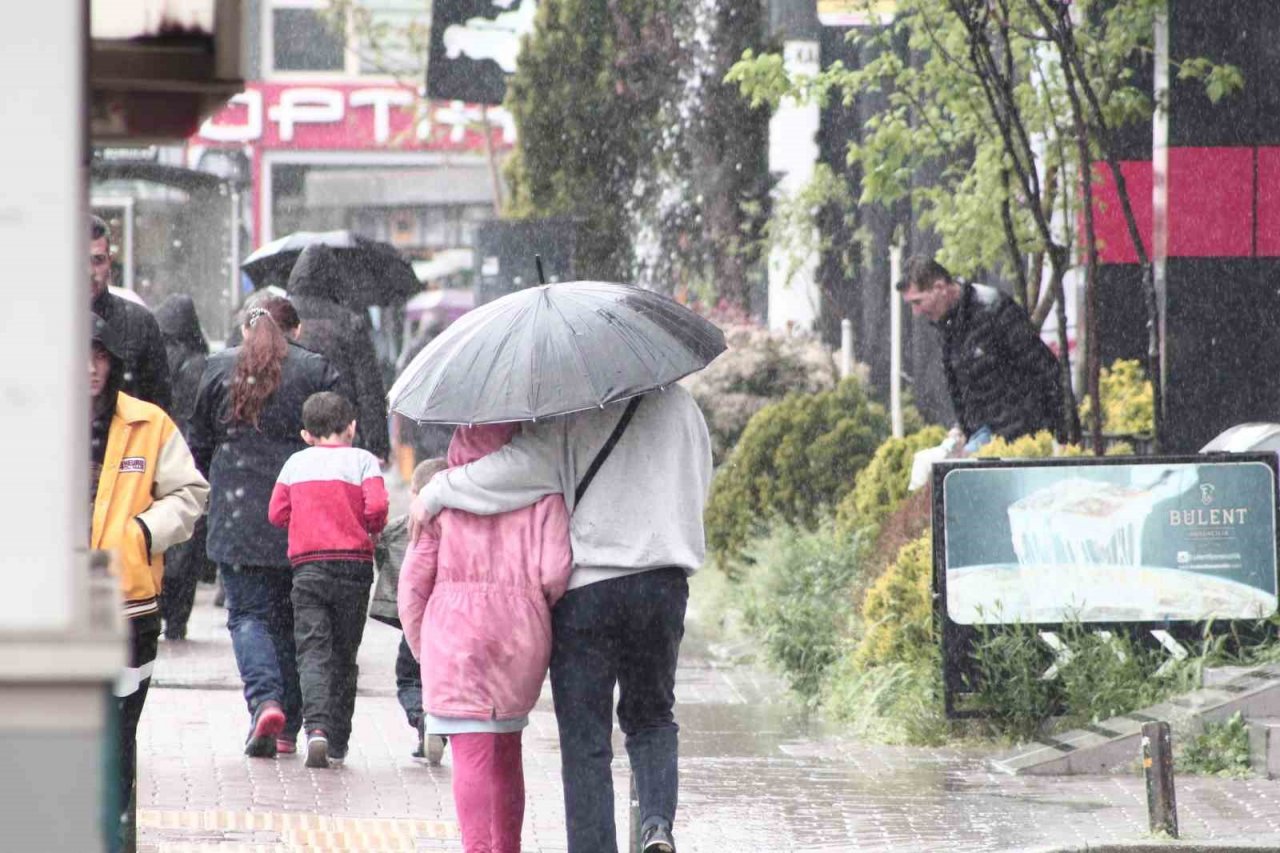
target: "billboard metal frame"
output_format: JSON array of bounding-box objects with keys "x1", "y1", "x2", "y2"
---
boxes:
[{"x1": 931, "y1": 452, "x2": 1280, "y2": 718}]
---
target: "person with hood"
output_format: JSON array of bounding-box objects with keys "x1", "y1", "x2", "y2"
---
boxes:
[
  {"x1": 188, "y1": 297, "x2": 342, "y2": 758},
  {"x1": 287, "y1": 244, "x2": 391, "y2": 462},
  {"x1": 89, "y1": 215, "x2": 172, "y2": 411},
  {"x1": 154, "y1": 294, "x2": 213, "y2": 639},
  {"x1": 90, "y1": 313, "x2": 208, "y2": 839},
  {"x1": 399, "y1": 423, "x2": 572, "y2": 853}
]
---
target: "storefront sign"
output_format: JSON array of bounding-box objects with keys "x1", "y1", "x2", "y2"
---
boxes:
[
  {"x1": 192, "y1": 83, "x2": 514, "y2": 152},
  {"x1": 817, "y1": 0, "x2": 896, "y2": 26}
]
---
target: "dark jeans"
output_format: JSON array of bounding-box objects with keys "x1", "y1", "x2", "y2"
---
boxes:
[
  {"x1": 550, "y1": 567, "x2": 688, "y2": 853},
  {"x1": 116, "y1": 613, "x2": 160, "y2": 832},
  {"x1": 221, "y1": 564, "x2": 302, "y2": 739},
  {"x1": 396, "y1": 634, "x2": 424, "y2": 729},
  {"x1": 291, "y1": 561, "x2": 373, "y2": 750},
  {"x1": 160, "y1": 517, "x2": 209, "y2": 637}
]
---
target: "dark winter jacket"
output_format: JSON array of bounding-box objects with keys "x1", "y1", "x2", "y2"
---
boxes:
[
  {"x1": 286, "y1": 246, "x2": 391, "y2": 460},
  {"x1": 92, "y1": 289, "x2": 172, "y2": 413},
  {"x1": 938, "y1": 283, "x2": 1063, "y2": 442},
  {"x1": 188, "y1": 341, "x2": 341, "y2": 567},
  {"x1": 154, "y1": 295, "x2": 209, "y2": 435}
]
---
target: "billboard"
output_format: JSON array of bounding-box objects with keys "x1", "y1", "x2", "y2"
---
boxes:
[
  {"x1": 933, "y1": 453, "x2": 1280, "y2": 714},
  {"x1": 427, "y1": 0, "x2": 537, "y2": 105}
]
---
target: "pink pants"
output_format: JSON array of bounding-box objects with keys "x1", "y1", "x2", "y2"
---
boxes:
[{"x1": 449, "y1": 731, "x2": 525, "y2": 853}]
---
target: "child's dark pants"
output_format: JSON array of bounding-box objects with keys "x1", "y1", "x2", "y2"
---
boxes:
[{"x1": 291, "y1": 560, "x2": 373, "y2": 752}]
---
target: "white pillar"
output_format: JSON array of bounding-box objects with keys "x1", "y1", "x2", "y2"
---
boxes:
[
  {"x1": 766, "y1": 38, "x2": 822, "y2": 333},
  {"x1": 890, "y1": 242, "x2": 904, "y2": 438},
  {"x1": 0, "y1": 3, "x2": 83, "y2": 631}
]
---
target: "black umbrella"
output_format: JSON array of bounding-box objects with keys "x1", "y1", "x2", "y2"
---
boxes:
[
  {"x1": 241, "y1": 230, "x2": 419, "y2": 307},
  {"x1": 388, "y1": 281, "x2": 726, "y2": 424}
]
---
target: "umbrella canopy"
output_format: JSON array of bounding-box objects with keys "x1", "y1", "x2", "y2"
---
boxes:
[
  {"x1": 241, "y1": 230, "x2": 419, "y2": 307},
  {"x1": 388, "y1": 281, "x2": 725, "y2": 424}
]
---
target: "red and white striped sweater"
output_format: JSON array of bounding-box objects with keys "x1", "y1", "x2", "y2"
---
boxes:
[{"x1": 268, "y1": 445, "x2": 389, "y2": 567}]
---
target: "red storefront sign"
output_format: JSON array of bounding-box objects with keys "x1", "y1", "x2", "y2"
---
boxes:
[{"x1": 192, "y1": 82, "x2": 513, "y2": 152}]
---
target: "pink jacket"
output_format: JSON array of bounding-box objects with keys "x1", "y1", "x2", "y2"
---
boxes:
[{"x1": 398, "y1": 423, "x2": 572, "y2": 721}]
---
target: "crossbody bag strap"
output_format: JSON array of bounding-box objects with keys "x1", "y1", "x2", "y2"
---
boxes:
[{"x1": 575, "y1": 396, "x2": 643, "y2": 506}]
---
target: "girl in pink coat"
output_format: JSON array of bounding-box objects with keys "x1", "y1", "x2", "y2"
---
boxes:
[{"x1": 398, "y1": 422, "x2": 572, "y2": 853}]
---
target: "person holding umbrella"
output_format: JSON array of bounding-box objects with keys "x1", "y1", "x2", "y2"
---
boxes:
[
  {"x1": 399, "y1": 282, "x2": 720, "y2": 853},
  {"x1": 189, "y1": 296, "x2": 342, "y2": 757}
]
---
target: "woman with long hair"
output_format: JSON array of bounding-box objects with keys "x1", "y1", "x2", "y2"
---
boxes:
[{"x1": 189, "y1": 296, "x2": 342, "y2": 757}]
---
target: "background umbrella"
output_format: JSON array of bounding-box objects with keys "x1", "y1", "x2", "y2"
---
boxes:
[
  {"x1": 388, "y1": 281, "x2": 725, "y2": 424},
  {"x1": 241, "y1": 230, "x2": 420, "y2": 308}
]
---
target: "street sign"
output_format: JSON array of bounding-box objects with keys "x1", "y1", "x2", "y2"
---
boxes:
[{"x1": 427, "y1": 0, "x2": 537, "y2": 105}]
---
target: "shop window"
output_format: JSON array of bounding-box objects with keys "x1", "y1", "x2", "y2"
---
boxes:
[
  {"x1": 356, "y1": 0, "x2": 428, "y2": 76},
  {"x1": 271, "y1": 6, "x2": 346, "y2": 73}
]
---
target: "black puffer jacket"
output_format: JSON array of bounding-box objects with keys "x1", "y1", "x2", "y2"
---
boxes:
[
  {"x1": 188, "y1": 342, "x2": 341, "y2": 567},
  {"x1": 287, "y1": 245, "x2": 391, "y2": 460},
  {"x1": 91, "y1": 289, "x2": 172, "y2": 412},
  {"x1": 939, "y1": 283, "x2": 1063, "y2": 441},
  {"x1": 154, "y1": 294, "x2": 209, "y2": 434}
]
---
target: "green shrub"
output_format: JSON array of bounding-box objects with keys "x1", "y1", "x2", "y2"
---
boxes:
[
  {"x1": 1056, "y1": 625, "x2": 1197, "y2": 728},
  {"x1": 1079, "y1": 358, "x2": 1155, "y2": 437},
  {"x1": 682, "y1": 323, "x2": 843, "y2": 464},
  {"x1": 1179, "y1": 712, "x2": 1252, "y2": 777},
  {"x1": 705, "y1": 378, "x2": 894, "y2": 569},
  {"x1": 966, "y1": 621, "x2": 1060, "y2": 742},
  {"x1": 835, "y1": 425, "x2": 947, "y2": 539},
  {"x1": 853, "y1": 533, "x2": 934, "y2": 669},
  {"x1": 737, "y1": 522, "x2": 863, "y2": 701},
  {"x1": 974, "y1": 430, "x2": 1132, "y2": 459},
  {"x1": 824, "y1": 654, "x2": 950, "y2": 746}
]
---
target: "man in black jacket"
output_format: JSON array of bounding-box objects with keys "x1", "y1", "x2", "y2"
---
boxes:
[
  {"x1": 899, "y1": 255, "x2": 1062, "y2": 453},
  {"x1": 89, "y1": 215, "x2": 172, "y2": 411},
  {"x1": 285, "y1": 245, "x2": 390, "y2": 461}
]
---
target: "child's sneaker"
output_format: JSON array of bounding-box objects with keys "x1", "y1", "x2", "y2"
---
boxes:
[
  {"x1": 328, "y1": 744, "x2": 347, "y2": 767},
  {"x1": 276, "y1": 738, "x2": 297, "y2": 755},
  {"x1": 426, "y1": 735, "x2": 447, "y2": 767},
  {"x1": 304, "y1": 730, "x2": 329, "y2": 769},
  {"x1": 244, "y1": 701, "x2": 285, "y2": 758},
  {"x1": 412, "y1": 718, "x2": 425, "y2": 759}
]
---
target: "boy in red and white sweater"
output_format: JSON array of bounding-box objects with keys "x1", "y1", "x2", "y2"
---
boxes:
[{"x1": 269, "y1": 391, "x2": 388, "y2": 768}]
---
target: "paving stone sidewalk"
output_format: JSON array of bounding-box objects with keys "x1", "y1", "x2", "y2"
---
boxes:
[{"x1": 138, "y1": 583, "x2": 1280, "y2": 853}]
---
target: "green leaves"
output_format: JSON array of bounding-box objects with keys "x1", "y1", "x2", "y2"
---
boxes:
[{"x1": 1177, "y1": 58, "x2": 1246, "y2": 104}]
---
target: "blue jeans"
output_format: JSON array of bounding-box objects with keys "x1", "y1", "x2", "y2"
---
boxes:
[
  {"x1": 221, "y1": 564, "x2": 302, "y2": 740},
  {"x1": 964, "y1": 424, "x2": 994, "y2": 455},
  {"x1": 550, "y1": 567, "x2": 688, "y2": 853}
]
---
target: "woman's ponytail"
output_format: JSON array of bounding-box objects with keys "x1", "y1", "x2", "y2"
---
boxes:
[{"x1": 228, "y1": 297, "x2": 297, "y2": 427}]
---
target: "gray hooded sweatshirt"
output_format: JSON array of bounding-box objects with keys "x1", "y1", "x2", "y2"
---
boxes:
[{"x1": 418, "y1": 385, "x2": 712, "y2": 590}]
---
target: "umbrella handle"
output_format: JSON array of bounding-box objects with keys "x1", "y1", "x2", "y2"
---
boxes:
[{"x1": 535, "y1": 255, "x2": 546, "y2": 285}]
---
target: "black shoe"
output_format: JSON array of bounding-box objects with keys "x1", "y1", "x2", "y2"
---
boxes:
[
  {"x1": 304, "y1": 730, "x2": 330, "y2": 768},
  {"x1": 641, "y1": 820, "x2": 675, "y2": 853},
  {"x1": 411, "y1": 717, "x2": 425, "y2": 759}
]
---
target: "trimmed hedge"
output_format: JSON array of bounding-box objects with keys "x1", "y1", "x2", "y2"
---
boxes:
[
  {"x1": 853, "y1": 533, "x2": 934, "y2": 670},
  {"x1": 835, "y1": 425, "x2": 947, "y2": 539},
  {"x1": 704, "y1": 378, "x2": 894, "y2": 569}
]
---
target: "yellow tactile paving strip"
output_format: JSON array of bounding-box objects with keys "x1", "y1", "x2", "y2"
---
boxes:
[{"x1": 138, "y1": 809, "x2": 457, "y2": 851}]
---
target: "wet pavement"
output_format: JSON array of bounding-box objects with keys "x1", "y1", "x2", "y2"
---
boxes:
[{"x1": 138, "y1": 585, "x2": 1280, "y2": 853}]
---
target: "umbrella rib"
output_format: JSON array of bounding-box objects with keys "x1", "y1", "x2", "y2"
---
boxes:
[{"x1": 543, "y1": 290, "x2": 613, "y2": 409}]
